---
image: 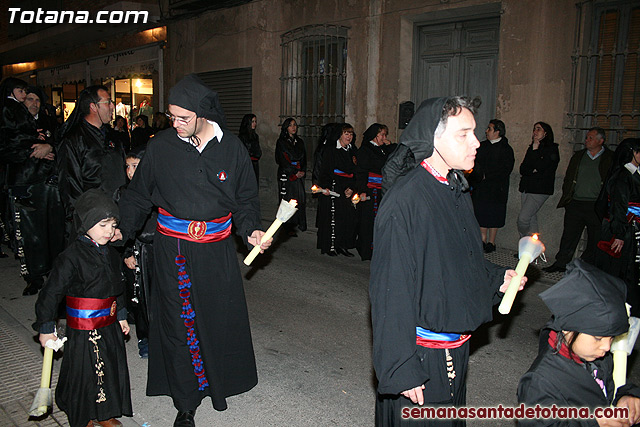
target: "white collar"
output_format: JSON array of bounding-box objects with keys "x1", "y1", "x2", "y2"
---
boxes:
[
  {"x1": 370, "y1": 140, "x2": 380, "y2": 147},
  {"x1": 624, "y1": 162, "x2": 638, "y2": 174},
  {"x1": 489, "y1": 137, "x2": 502, "y2": 144},
  {"x1": 177, "y1": 120, "x2": 223, "y2": 152},
  {"x1": 336, "y1": 140, "x2": 351, "y2": 151}
]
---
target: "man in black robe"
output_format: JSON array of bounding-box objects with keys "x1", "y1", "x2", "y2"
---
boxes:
[
  {"x1": 117, "y1": 74, "x2": 270, "y2": 427},
  {"x1": 57, "y1": 85, "x2": 126, "y2": 243},
  {"x1": 370, "y1": 97, "x2": 524, "y2": 426}
]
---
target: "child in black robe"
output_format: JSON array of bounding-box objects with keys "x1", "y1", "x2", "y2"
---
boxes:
[
  {"x1": 33, "y1": 189, "x2": 132, "y2": 427},
  {"x1": 518, "y1": 259, "x2": 640, "y2": 426}
]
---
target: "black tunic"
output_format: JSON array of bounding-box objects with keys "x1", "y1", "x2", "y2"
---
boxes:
[
  {"x1": 33, "y1": 237, "x2": 131, "y2": 427},
  {"x1": 118, "y1": 126, "x2": 261, "y2": 412},
  {"x1": 370, "y1": 165, "x2": 506, "y2": 426},
  {"x1": 468, "y1": 137, "x2": 515, "y2": 228},
  {"x1": 595, "y1": 166, "x2": 640, "y2": 315},
  {"x1": 57, "y1": 120, "x2": 126, "y2": 229},
  {"x1": 355, "y1": 141, "x2": 396, "y2": 260},
  {"x1": 275, "y1": 134, "x2": 307, "y2": 231},
  {"x1": 316, "y1": 142, "x2": 358, "y2": 252},
  {"x1": 518, "y1": 328, "x2": 640, "y2": 426}
]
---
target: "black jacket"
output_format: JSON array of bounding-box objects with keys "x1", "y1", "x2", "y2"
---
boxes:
[
  {"x1": 468, "y1": 137, "x2": 515, "y2": 204},
  {"x1": 519, "y1": 142, "x2": 560, "y2": 195},
  {"x1": 57, "y1": 120, "x2": 126, "y2": 218},
  {"x1": 0, "y1": 98, "x2": 57, "y2": 186}
]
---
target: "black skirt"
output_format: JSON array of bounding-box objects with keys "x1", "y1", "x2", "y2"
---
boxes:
[{"x1": 56, "y1": 323, "x2": 132, "y2": 427}]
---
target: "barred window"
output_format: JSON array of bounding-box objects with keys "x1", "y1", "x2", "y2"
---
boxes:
[
  {"x1": 568, "y1": 0, "x2": 640, "y2": 145},
  {"x1": 280, "y1": 24, "x2": 348, "y2": 159}
]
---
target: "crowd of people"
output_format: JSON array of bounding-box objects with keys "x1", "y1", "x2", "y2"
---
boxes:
[{"x1": 3, "y1": 72, "x2": 640, "y2": 427}]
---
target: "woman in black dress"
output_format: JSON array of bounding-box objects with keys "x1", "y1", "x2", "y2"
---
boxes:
[
  {"x1": 468, "y1": 119, "x2": 514, "y2": 253},
  {"x1": 275, "y1": 117, "x2": 307, "y2": 234},
  {"x1": 238, "y1": 113, "x2": 262, "y2": 182}
]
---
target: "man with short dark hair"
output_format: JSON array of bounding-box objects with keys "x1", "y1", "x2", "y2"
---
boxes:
[
  {"x1": 544, "y1": 127, "x2": 614, "y2": 273},
  {"x1": 57, "y1": 85, "x2": 126, "y2": 242},
  {"x1": 370, "y1": 97, "x2": 525, "y2": 426},
  {"x1": 117, "y1": 74, "x2": 270, "y2": 427}
]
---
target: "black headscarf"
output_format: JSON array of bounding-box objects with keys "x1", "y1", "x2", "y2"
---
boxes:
[
  {"x1": 540, "y1": 259, "x2": 628, "y2": 337},
  {"x1": 73, "y1": 189, "x2": 120, "y2": 235},
  {"x1": 362, "y1": 123, "x2": 383, "y2": 146},
  {"x1": 168, "y1": 74, "x2": 226, "y2": 128}
]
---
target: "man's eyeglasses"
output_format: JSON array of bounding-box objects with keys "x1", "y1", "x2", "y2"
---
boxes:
[
  {"x1": 165, "y1": 112, "x2": 196, "y2": 126},
  {"x1": 96, "y1": 99, "x2": 114, "y2": 105}
]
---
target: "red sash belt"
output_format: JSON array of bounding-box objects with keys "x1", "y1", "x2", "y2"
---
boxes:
[
  {"x1": 66, "y1": 296, "x2": 117, "y2": 330},
  {"x1": 416, "y1": 327, "x2": 471, "y2": 349},
  {"x1": 156, "y1": 207, "x2": 232, "y2": 243},
  {"x1": 367, "y1": 172, "x2": 382, "y2": 189}
]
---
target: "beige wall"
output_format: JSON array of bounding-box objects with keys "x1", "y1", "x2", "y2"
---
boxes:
[{"x1": 165, "y1": 0, "x2": 579, "y2": 254}]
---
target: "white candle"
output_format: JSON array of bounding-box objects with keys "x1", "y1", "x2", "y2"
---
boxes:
[{"x1": 498, "y1": 235, "x2": 544, "y2": 315}]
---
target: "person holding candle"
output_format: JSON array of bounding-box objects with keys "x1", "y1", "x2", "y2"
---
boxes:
[
  {"x1": 33, "y1": 189, "x2": 132, "y2": 427},
  {"x1": 116, "y1": 74, "x2": 271, "y2": 427},
  {"x1": 369, "y1": 96, "x2": 525, "y2": 426},
  {"x1": 355, "y1": 123, "x2": 396, "y2": 260},
  {"x1": 316, "y1": 123, "x2": 358, "y2": 257},
  {"x1": 518, "y1": 259, "x2": 640, "y2": 427},
  {"x1": 275, "y1": 117, "x2": 307, "y2": 236}
]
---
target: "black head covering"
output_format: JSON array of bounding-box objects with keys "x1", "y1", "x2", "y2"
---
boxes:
[
  {"x1": 540, "y1": 259, "x2": 628, "y2": 337},
  {"x1": 26, "y1": 86, "x2": 47, "y2": 104},
  {"x1": 399, "y1": 97, "x2": 447, "y2": 161},
  {"x1": 73, "y1": 189, "x2": 120, "y2": 235},
  {"x1": 362, "y1": 123, "x2": 384, "y2": 146},
  {"x1": 168, "y1": 74, "x2": 226, "y2": 128}
]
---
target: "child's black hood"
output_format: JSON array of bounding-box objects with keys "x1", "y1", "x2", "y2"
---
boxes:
[
  {"x1": 74, "y1": 189, "x2": 120, "y2": 235},
  {"x1": 540, "y1": 259, "x2": 628, "y2": 336}
]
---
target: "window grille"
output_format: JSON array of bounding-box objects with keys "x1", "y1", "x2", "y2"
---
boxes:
[
  {"x1": 568, "y1": 0, "x2": 640, "y2": 145},
  {"x1": 280, "y1": 24, "x2": 349, "y2": 160}
]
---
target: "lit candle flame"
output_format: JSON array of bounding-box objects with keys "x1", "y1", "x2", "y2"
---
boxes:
[
  {"x1": 289, "y1": 199, "x2": 298, "y2": 208},
  {"x1": 532, "y1": 234, "x2": 539, "y2": 241},
  {"x1": 311, "y1": 185, "x2": 318, "y2": 191},
  {"x1": 352, "y1": 194, "x2": 360, "y2": 203}
]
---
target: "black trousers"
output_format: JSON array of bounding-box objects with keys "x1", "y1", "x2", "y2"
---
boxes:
[{"x1": 554, "y1": 200, "x2": 600, "y2": 267}]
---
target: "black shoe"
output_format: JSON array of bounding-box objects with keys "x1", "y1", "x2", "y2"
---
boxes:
[
  {"x1": 337, "y1": 248, "x2": 355, "y2": 257},
  {"x1": 543, "y1": 264, "x2": 566, "y2": 273},
  {"x1": 326, "y1": 250, "x2": 338, "y2": 257},
  {"x1": 174, "y1": 409, "x2": 196, "y2": 427},
  {"x1": 484, "y1": 243, "x2": 496, "y2": 253},
  {"x1": 22, "y1": 278, "x2": 43, "y2": 296}
]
